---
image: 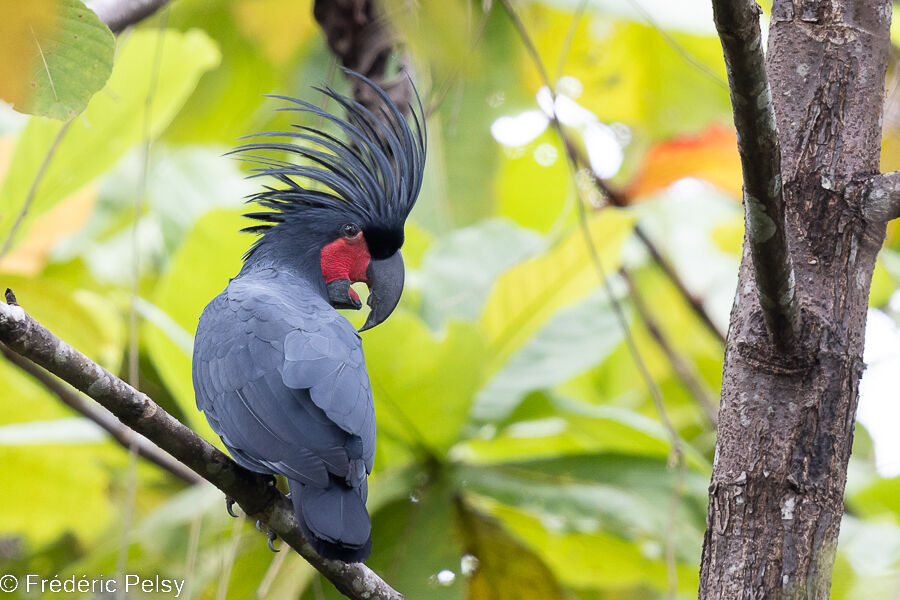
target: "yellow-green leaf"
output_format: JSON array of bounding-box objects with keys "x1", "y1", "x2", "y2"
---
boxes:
[
  {"x1": 481, "y1": 209, "x2": 635, "y2": 367},
  {"x1": 0, "y1": 0, "x2": 114, "y2": 119}
]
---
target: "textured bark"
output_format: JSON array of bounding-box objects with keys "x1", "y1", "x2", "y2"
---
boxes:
[
  {"x1": 313, "y1": 0, "x2": 414, "y2": 118},
  {"x1": 0, "y1": 294, "x2": 404, "y2": 600},
  {"x1": 700, "y1": 1, "x2": 892, "y2": 598}
]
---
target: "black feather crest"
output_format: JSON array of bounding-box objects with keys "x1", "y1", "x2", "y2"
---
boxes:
[{"x1": 234, "y1": 71, "x2": 427, "y2": 240}]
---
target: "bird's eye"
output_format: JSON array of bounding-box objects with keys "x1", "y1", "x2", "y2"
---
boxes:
[{"x1": 341, "y1": 223, "x2": 361, "y2": 238}]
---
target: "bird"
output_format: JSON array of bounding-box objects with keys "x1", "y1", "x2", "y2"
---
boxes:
[{"x1": 191, "y1": 72, "x2": 426, "y2": 562}]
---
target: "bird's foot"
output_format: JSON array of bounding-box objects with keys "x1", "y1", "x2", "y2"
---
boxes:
[
  {"x1": 225, "y1": 497, "x2": 238, "y2": 518},
  {"x1": 255, "y1": 520, "x2": 279, "y2": 552}
]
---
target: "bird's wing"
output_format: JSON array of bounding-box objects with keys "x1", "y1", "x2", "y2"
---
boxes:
[{"x1": 192, "y1": 277, "x2": 375, "y2": 488}]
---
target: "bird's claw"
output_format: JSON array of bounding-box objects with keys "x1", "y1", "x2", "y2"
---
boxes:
[
  {"x1": 225, "y1": 497, "x2": 238, "y2": 518},
  {"x1": 266, "y1": 528, "x2": 279, "y2": 552},
  {"x1": 255, "y1": 519, "x2": 264, "y2": 532}
]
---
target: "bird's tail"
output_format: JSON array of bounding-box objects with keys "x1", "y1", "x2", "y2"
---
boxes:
[{"x1": 289, "y1": 478, "x2": 372, "y2": 562}]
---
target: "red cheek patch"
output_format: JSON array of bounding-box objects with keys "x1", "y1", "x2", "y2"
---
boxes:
[{"x1": 321, "y1": 233, "x2": 371, "y2": 284}]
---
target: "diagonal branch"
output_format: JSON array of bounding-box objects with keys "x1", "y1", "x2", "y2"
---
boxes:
[
  {"x1": 618, "y1": 268, "x2": 719, "y2": 425},
  {"x1": 85, "y1": 0, "x2": 172, "y2": 33},
  {"x1": 0, "y1": 290, "x2": 403, "y2": 600},
  {"x1": 712, "y1": 0, "x2": 799, "y2": 351}
]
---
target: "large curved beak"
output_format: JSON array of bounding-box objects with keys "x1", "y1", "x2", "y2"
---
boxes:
[{"x1": 359, "y1": 251, "x2": 404, "y2": 332}]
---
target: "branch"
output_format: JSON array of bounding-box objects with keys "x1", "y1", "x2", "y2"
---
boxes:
[
  {"x1": 619, "y1": 269, "x2": 719, "y2": 425},
  {"x1": 861, "y1": 171, "x2": 900, "y2": 221},
  {"x1": 0, "y1": 341, "x2": 201, "y2": 484},
  {"x1": 562, "y1": 139, "x2": 728, "y2": 344},
  {"x1": 313, "y1": 0, "x2": 414, "y2": 118},
  {"x1": 712, "y1": 0, "x2": 800, "y2": 351},
  {"x1": 85, "y1": 0, "x2": 171, "y2": 33},
  {"x1": 0, "y1": 290, "x2": 403, "y2": 600}
]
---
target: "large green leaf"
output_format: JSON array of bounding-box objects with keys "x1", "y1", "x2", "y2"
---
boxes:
[
  {"x1": 0, "y1": 443, "x2": 122, "y2": 546},
  {"x1": 480, "y1": 209, "x2": 635, "y2": 368},
  {"x1": 523, "y1": 7, "x2": 730, "y2": 140},
  {"x1": 0, "y1": 0, "x2": 114, "y2": 119},
  {"x1": 416, "y1": 218, "x2": 543, "y2": 328},
  {"x1": 0, "y1": 28, "x2": 221, "y2": 251},
  {"x1": 458, "y1": 454, "x2": 708, "y2": 565},
  {"x1": 456, "y1": 398, "x2": 706, "y2": 469},
  {"x1": 474, "y1": 501, "x2": 700, "y2": 595},
  {"x1": 363, "y1": 312, "x2": 488, "y2": 454},
  {"x1": 474, "y1": 289, "x2": 625, "y2": 421},
  {"x1": 54, "y1": 145, "x2": 252, "y2": 283}
]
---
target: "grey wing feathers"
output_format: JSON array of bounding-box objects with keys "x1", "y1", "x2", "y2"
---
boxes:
[{"x1": 192, "y1": 276, "x2": 375, "y2": 488}]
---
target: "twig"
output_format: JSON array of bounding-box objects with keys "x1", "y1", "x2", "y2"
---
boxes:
[
  {"x1": 0, "y1": 341, "x2": 201, "y2": 483},
  {"x1": 86, "y1": 0, "x2": 172, "y2": 33},
  {"x1": 712, "y1": 0, "x2": 799, "y2": 351},
  {"x1": 0, "y1": 119, "x2": 74, "y2": 258},
  {"x1": 619, "y1": 268, "x2": 719, "y2": 425},
  {"x1": 0, "y1": 292, "x2": 404, "y2": 600},
  {"x1": 564, "y1": 140, "x2": 727, "y2": 344},
  {"x1": 498, "y1": 0, "x2": 684, "y2": 468}
]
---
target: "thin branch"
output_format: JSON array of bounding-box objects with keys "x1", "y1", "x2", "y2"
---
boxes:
[
  {"x1": 712, "y1": 0, "x2": 799, "y2": 351},
  {"x1": 86, "y1": 0, "x2": 172, "y2": 33},
  {"x1": 861, "y1": 171, "x2": 900, "y2": 222},
  {"x1": 498, "y1": 0, "x2": 684, "y2": 469},
  {"x1": 0, "y1": 291, "x2": 403, "y2": 600},
  {"x1": 618, "y1": 268, "x2": 719, "y2": 425},
  {"x1": 0, "y1": 341, "x2": 201, "y2": 484},
  {"x1": 0, "y1": 118, "x2": 74, "y2": 259},
  {"x1": 564, "y1": 139, "x2": 728, "y2": 344}
]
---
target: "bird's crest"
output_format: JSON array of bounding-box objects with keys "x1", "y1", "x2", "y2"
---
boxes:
[{"x1": 235, "y1": 71, "x2": 427, "y2": 243}]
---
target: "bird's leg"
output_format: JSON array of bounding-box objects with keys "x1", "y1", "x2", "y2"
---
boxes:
[{"x1": 225, "y1": 497, "x2": 238, "y2": 518}]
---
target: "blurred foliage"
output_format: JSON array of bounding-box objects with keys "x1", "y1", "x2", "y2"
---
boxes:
[{"x1": 1, "y1": 1, "x2": 900, "y2": 599}]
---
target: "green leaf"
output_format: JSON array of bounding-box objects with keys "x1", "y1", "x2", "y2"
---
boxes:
[
  {"x1": 416, "y1": 218, "x2": 543, "y2": 328},
  {"x1": 472, "y1": 501, "x2": 700, "y2": 595},
  {"x1": 363, "y1": 312, "x2": 488, "y2": 453},
  {"x1": 0, "y1": 443, "x2": 120, "y2": 545},
  {"x1": 474, "y1": 289, "x2": 626, "y2": 421},
  {"x1": 456, "y1": 500, "x2": 566, "y2": 600},
  {"x1": 144, "y1": 208, "x2": 249, "y2": 437},
  {"x1": 54, "y1": 145, "x2": 252, "y2": 282},
  {"x1": 456, "y1": 399, "x2": 706, "y2": 469},
  {"x1": 0, "y1": 28, "x2": 221, "y2": 251},
  {"x1": 0, "y1": 0, "x2": 114, "y2": 119},
  {"x1": 848, "y1": 476, "x2": 900, "y2": 521},
  {"x1": 480, "y1": 209, "x2": 635, "y2": 368},
  {"x1": 458, "y1": 454, "x2": 708, "y2": 565}
]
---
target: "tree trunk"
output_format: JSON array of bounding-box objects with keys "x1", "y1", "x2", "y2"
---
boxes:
[{"x1": 700, "y1": 2, "x2": 892, "y2": 598}]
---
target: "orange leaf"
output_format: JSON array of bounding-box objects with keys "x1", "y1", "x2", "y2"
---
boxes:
[
  {"x1": 627, "y1": 124, "x2": 742, "y2": 200},
  {"x1": 0, "y1": 183, "x2": 96, "y2": 275}
]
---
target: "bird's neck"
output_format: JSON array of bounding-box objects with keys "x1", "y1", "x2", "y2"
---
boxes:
[{"x1": 237, "y1": 232, "x2": 328, "y2": 300}]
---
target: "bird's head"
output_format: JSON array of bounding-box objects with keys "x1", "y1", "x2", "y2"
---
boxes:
[{"x1": 237, "y1": 72, "x2": 426, "y2": 331}]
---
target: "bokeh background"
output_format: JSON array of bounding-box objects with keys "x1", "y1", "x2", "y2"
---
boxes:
[{"x1": 3, "y1": 0, "x2": 900, "y2": 598}]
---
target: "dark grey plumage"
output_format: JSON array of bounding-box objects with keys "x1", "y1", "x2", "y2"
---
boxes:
[{"x1": 192, "y1": 73, "x2": 426, "y2": 562}]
